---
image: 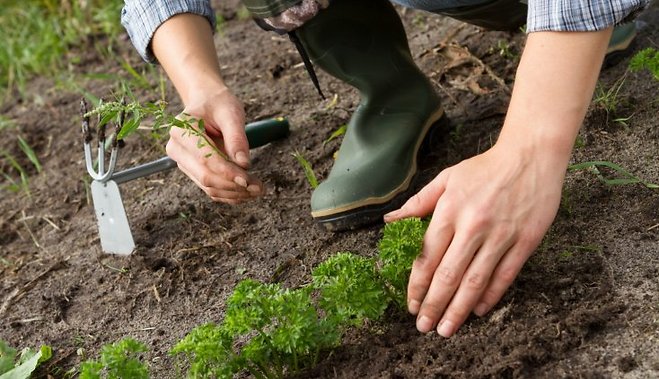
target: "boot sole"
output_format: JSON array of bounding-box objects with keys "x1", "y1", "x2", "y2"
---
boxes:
[{"x1": 312, "y1": 107, "x2": 447, "y2": 232}]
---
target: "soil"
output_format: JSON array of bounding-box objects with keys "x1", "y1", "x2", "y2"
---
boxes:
[{"x1": 1, "y1": 1, "x2": 658, "y2": 378}]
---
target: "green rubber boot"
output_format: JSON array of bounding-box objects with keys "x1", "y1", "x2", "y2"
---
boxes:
[
  {"x1": 605, "y1": 23, "x2": 637, "y2": 67},
  {"x1": 294, "y1": 0, "x2": 444, "y2": 231}
]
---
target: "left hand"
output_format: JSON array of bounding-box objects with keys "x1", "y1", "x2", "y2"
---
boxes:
[
  {"x1": 384, "y1": 27, "x2": 614, "y2": 338},
  {"x1": 384, "y1": 141, "x2": 565, "y2": 337}
]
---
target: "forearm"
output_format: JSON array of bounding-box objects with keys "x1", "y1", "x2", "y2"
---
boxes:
[
  {"x1": 152, "y1": 13, "x2": 226, "y2": 106},
  {"x1": 496, "y1": 29, "x2": 613, "y2": 169}
]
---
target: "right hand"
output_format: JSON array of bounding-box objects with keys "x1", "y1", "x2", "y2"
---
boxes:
[{"x1": 165, "y1": 86, "x2": 264, "y2": 204}]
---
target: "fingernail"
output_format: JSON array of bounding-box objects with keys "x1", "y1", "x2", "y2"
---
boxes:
[
  {"x1": 383, "y1": 210, "x2": 398, "y2": 222},
  {"x1": 234, "y1": 177, "x2": 248, "y2": 188},
  {"x1": 247, "y1": 184, "x2": 261, "y2": 194},
  {"x1": 437, "y1": 320, "x2": 455, "y2": 338},
  {"x1": 474, "y1": 302, "x2": 489, "y2": 317},
  {"x1": 416, "y1": 316, "x2": 434, "y2": 333},
  {"x1": 235, "y1": 151, "x2": 250, "y2": 167},
  {"x1": 408, "y1": 300, "x2": 421, "y2": 315}
]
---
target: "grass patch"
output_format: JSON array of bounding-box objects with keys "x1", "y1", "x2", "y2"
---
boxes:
[
  {"x1": 593, "y1": 74, "x2": 626, "y2": 116},
  {"x1": 0, "y1": 0, "x2": 124, "y2": 100},
  {"x1": 0, "y1": 119, "x2": 41, "y2": 195}
]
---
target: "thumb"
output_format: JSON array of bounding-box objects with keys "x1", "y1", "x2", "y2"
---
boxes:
[{"x1": 384, "y1": 172, "x2": 447, "y2": 222}]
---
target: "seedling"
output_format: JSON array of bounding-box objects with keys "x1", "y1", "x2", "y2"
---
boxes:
[
  {"x1": 174, "y1": 280, "x2": 339, "y2": 379},
  {"x1": 16, "y1": 136, "x2": 41, "y2": 174},
  {"x1": 629, "y1": 48, "x2": 659, "y2": 81},
  {"x1": 378, "y1": 218, "x2": 430, "y2": 307},
  {"x1": 312, "y1": 252, "x2": 389, "y2": 327},
  {"x1": 559, "y1": 245, "x2": 602, "y2": 261},
  {"x1": 1, "y1": 149, "x2": 30, "y2": 194},
  {"x1": 569, "y1": 160, "x2": 659, "y2": 189},
  {"x1": 0, "y1": 120, "x2": 41, "y2": 195},
  {"x1": 86, "y1": 99, "x2": 228, "y2": 160},
  {"x1": 492, "y1": 40, "x2": 516, "y2": 60},
  {"x1": 79, "y1": 338, "x2": 149, "y2": 379},
  {"x1": 171, "y1": 324, "x2": 241, "y2": 379},
  {"x1": 172, "y1": 218, "x2": 429, "y2": 378},
  {"x1": 291, "y1": 151, "x2": 319, "y2": 189},
  {"x1": 322, "y1": 124, "x2": 347, "y2": 146},
  {"x1": 593, "y1": 74, "x2": 627, "y2": 116}
]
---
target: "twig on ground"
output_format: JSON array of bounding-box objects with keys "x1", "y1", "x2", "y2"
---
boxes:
[
  {"x1": 19, "y1": 210, "x2": 41, "y2": 248},
  {"x1": 152, "y1": 284, "x2": 161, "y2": 303},
  {"x1": 42, "y1": 216, "x2": 60, "y2": 231},
  {"x1": 417, "y1": 23, "x2": 466, "y2": 59},
  {"x1": 175, "y1": 244, "x2": 225, "y2": 254},
  {"x1": 433, "y1": 43, "x2": 511, "y2": 96}
]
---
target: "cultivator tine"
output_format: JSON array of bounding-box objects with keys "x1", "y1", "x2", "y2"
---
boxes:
[
  {"x1": 81, "y1": 98, "x2": 120, "y2": 182},
  {"x1": 113, "y1": 98, "x2": 126, "y2": 150},
  {"x1": 81, "y1": 100, "x2": 97, "y2": 179},
  {"x1": 97, "y1": 111, "x2": 107, "y2": 177}
]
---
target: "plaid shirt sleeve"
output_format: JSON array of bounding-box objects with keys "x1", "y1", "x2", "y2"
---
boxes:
[
  {"x1": 121, "y1": 0, "x2": 216, "y2": 63},
  {"x1": 527, "y1": 0, "x2": 650, "y2": 32}
]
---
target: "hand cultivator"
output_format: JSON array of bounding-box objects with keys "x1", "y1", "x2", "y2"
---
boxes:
[{"x1": 81, "y1": 100, "x2": 290, "y2": 255}]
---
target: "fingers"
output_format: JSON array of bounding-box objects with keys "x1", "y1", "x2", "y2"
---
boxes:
[
  {"x1": 384, "y1": 171, "x2": 447, "y2": 222},
  {"x1": 412, "y1": 230, "x2": 482, "y2": 333},
  {"x1": 433, "y1": 234, "x2": 517, "y2": 338},
  {"x1": 177, "y1": 163, "x2": 258, "y2": 203},
  {"x1": 473, "y1": 243, "x2": 528, "y2": 317},
  {"x1": 166, "y1": 127, "x2": 263, "y2": 204},
  {"x1": 407, "y1": 209, "x2": 454, "y2": 316}
]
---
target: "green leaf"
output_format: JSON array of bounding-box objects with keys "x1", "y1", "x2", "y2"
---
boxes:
[
  {"x1": 323, "y1": 124, "x2": 346, "y2": 146},
  {"x1": 291, "y1": 151, "x2": 319, "y2": 189},
  {"x1": 313, "y1": 252, "x2": 388, "y2": 327},
  {"x1": 0, "y1": 341, "x2": 17, "y2": 375},
  {"x1": 378, "y1": 218, "x2": 429, "y2": 307},
  {"x1": 116, "y1": 117, "x2": 140, "y2": 140},
  {"x1": 16, "y1": 136, "x2": 41, "y2": 173},
  {"x1": 629, "y1": 48, "x2": 659, "y2": 80},
  {"x1": 0, "y1": 345, "x2": 51, "y2": 379},
  {"x1": 78, "y1": 361, "x2": 103, "y2": 379},
  {"x1": 171, "y1": 324, "x2": 240, "y2": 379},
  {"x1": 568, "y1": 160, "x2": 658, "y2": 190},
  {"x1": 98, "y1": 109, "x2": 118, "y2": 128},
  {"x1": 78, "y1": 338, "x2": 148, "y2": 379}
]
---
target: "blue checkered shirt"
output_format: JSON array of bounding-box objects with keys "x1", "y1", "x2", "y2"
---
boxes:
[
  {"x1": 526, "y1": 0, "x2": 649, "y2": 32},
  {"x1": 122, "y1": 0, "x2": 649, "y2": 62},
  {"x1": 121, "y1": 0, "x2": 216, "y2": 62}
]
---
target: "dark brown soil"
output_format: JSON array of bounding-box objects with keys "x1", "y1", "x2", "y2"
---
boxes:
[{"x1": 1, "y1": 1, "x2": 658, "y2": 378}]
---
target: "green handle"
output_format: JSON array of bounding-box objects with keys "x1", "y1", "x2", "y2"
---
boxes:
[{"x1": 246, "y1": 117, "x2": 290, "y2": 148}]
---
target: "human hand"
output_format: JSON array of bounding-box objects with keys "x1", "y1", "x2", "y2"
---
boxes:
[
  {"x1": 166, "y1": 86, "x2": 263, "y2": 204},
  {"x1": 384, "y1": 142, "x2": 566, "y2": 337}
]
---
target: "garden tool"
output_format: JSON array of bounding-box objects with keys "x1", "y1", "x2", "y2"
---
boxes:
[
  {"x1": 292, "y1": 0, "x2": 445, "y2": 231},
  {"x1": 81, "y1": 101, "x2": 290, "y2": 255}
]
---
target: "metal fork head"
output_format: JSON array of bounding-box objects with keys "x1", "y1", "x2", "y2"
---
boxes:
[{"x1": 81, "y1": 99, "x2": 124, "y2": 182}]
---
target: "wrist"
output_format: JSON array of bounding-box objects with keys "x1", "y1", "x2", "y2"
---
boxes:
[
  {"x1": 180, "y1": 76, "x2": 229, "y2": 107},
  {"x1": 493, "y1": 120, "x2": 577, "y2": 178}
]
